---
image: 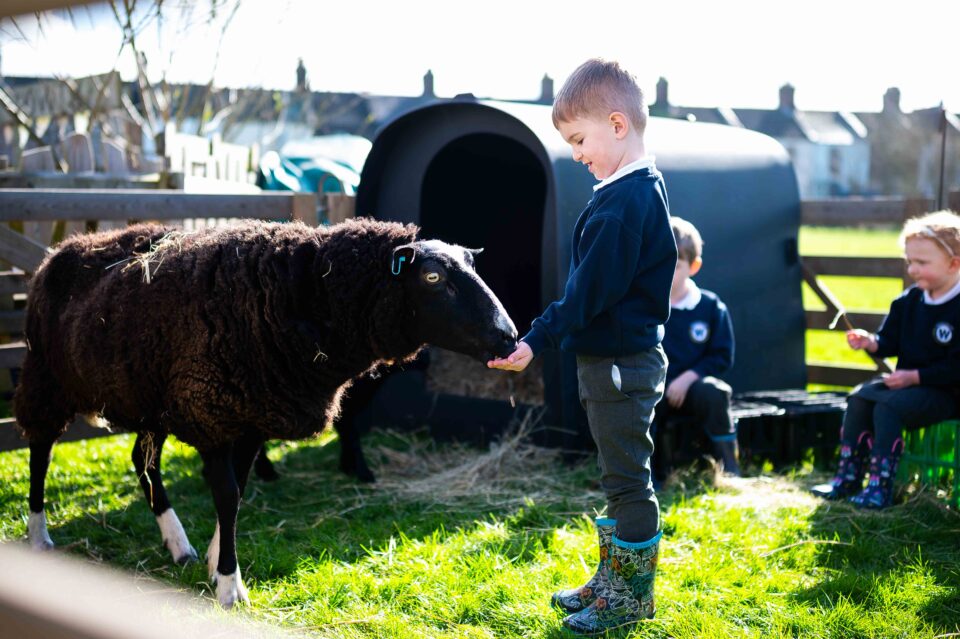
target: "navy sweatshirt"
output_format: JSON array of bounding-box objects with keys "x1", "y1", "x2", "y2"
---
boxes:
[
  {"x1": 874, "y1": 285, "x2": 960, "y2": 387},
  {"x1": 522, "y1": 166, "x2": 677, "y2": 357},
  {"x1": 662, "y1": 287, "x2": 734, "y2": 384}
]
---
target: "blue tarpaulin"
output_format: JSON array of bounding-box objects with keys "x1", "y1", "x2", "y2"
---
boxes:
[{"x1": 256, "y1": 134, "x2": 371, "y2": 196}]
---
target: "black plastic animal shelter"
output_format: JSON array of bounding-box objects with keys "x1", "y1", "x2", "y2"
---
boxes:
[{"x1": 356, "y1": 98, "x2": 806, "y2": 450}]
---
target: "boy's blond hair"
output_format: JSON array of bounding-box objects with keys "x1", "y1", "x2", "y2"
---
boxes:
[
  {"x1": 671, "y1": 216, "x2": 703, "y2": 264},
  {"x1": 552, "y1": 58, "x2": 648, "y2": 134},
  {"x1": 900, "y1": 210, "x2": 960, "y2": 258}
]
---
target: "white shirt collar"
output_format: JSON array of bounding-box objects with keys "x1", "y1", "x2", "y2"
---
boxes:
[
  {"x1": 924, "y1": 277, "x2": 960, "y2": 305},
  {"x1": 593, "y1": 156, "x2": 656, "y2": 191},
  {"x1": 672, "y1": 280, "x2": 702, "y2": 310}
]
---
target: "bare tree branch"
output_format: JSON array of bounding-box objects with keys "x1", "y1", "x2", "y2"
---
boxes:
[
  {"x1": 110, "y1": 0, "x2": 159, "y2": 136},
  {"x1": 195, "y1": 0, "x2": 241, "y2": 135},
  {"x1": 0, "y1": 85, "x2": 66, "y2": 172}
]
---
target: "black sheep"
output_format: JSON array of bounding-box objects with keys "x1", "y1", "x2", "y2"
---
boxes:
[{"x1": 15, "y1": 218, "x2": 517, "y2": 608}]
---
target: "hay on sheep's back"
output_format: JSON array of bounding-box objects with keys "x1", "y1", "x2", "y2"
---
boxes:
[{"x1": 425, "y1": 347, "x2": 544, "y2": 406}]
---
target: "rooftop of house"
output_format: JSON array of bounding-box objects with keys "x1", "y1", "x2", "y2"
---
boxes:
[{"x1": 3, "y1": 66, "x2": 957, "y2": 150}]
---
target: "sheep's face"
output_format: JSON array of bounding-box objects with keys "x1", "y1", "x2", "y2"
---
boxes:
[{"x1": 393, "y1": 240, "x2": 518, "y2": 362}]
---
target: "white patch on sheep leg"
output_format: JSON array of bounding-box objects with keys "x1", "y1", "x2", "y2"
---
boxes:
[
  {"x1": 156, "y1": 508, "x2": 198, "y2": 565},
  {"x1": 27, "y1": 511, "x2": 54, "y2": 551},
  {"x1": 215, "y1": 568, "x2": 250, "y2": 608},
  {"x1": 206, "y1": 522, "x2": 220, "y2": 581}
]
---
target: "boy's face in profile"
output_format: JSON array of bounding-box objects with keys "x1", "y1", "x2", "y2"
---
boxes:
[{"x1": 557, "y1": 114, "x2": 629, "y2": 180}]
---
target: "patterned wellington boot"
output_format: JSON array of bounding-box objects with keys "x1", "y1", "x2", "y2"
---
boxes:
[
  {"x1": 562, "y1": 531, "x2": 661, "y2": 635},
  {"x1": 849, "y1": 439, "x2": 903, "y2": 509},
  {"x1": 811, "y1": 431, "x2": 872, "y2": 500},
  {"x1": 551, "y1": 517, "x2": 616, "y2": 613}
]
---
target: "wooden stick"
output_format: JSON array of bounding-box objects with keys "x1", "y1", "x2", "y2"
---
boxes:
[{"x1": 801, "y1": 259, "x2": 894, "y2": 374}]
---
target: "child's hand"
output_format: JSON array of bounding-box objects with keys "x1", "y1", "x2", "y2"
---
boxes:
[
  {"x1": 487, "y1": 341, "x2": 533, "y2": 372},
  {"x1": 846, "y1": 329, "x2": 878, "y2": 352},
  {"x1": 665, "y1": 370, "x2": 699, "y2": 408},
  {"x1": 882, "y1": 369, "x2": 920, "y2": 389}
]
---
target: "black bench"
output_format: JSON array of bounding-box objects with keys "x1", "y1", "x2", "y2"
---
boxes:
[{"x1": 654, "y1": 390, "x2": 847, "y2": 477}]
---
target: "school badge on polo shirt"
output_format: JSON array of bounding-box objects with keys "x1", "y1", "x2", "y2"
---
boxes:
[
  {"x1": 934, "y1": 322, "x2": 953, "y2": 345},
  {"x1": 690, "y1": 321, "x2": 710, "y2": 344}
]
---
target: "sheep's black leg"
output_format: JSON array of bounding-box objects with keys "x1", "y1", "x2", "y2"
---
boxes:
[
  {"x1": 132, "y1": 432, "x2": 171, "y2": 515},
  {"x1": 252, "y1": 442, "x2": 279, "y2": 481},
  {"x1": 132, "y1": 432, "x2": 198, "y2": 565},
  {"x1": 27, "y1": 439, "x2": 56, "y2": 550},
  {"x1": 232, "y1": 432, "x2": 265, "y2": 497},
  {"x1": 17, "y1": 355, "x2": 72, "y2": 551},
  {"x1": 335, "y1": 421, "x2": 376, "y2": 483},
  {"x1": 201, "y1": 444, "x2": 249, "y2": 608}
]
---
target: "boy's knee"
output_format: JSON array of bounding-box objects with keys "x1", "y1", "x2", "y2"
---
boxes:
[
  {"x1": 693, "y1": 377, "x2": 732, "y2": 408},
  {"x1": 845, "y1": 394, "x2": 873, "y2": 417}
]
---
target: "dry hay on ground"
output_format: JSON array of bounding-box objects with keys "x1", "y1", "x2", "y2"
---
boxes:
[
  {"x1": 425, "y1": 347, "x2": 544, "y2": 406},
  {"x1": 373, "y1": 408, "x2": 592, "y2": 510}
]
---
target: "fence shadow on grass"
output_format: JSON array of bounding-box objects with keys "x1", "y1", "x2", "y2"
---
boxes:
[{"x1": 794, "y1": 493, "x2": 960, "y2": 631}]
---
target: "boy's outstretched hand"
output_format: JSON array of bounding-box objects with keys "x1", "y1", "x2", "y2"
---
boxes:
[
  {"x1": 488, "y1": 341, "x2": 533, "y2": 372},
  {"x1": 846, "y1": 329, "x2": 878, "y2": 352}
]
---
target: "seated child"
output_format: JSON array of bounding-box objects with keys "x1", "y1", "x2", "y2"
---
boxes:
[
  {"x1": 812, "y1": 210, "x2": 960, "y2": 508},
  {"x1": 654, "y1": 216, "x2": 738, "y2": 476}
]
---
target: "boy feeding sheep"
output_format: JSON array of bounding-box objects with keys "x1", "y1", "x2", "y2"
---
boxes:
[{"x1": 488, "y1": 58, "x2": 676, "y2": 634}]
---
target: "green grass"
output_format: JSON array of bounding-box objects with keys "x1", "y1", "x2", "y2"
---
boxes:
[
  {"x1": 799, "y1": 226, "x2": 903, "y2": 258},
  {"x1": 2, "y1": 431, "x2": 958, "y2": 638}
]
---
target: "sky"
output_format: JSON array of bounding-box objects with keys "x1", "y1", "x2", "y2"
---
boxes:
[{"x1": 0, "y1": 0, "x2": 957, "y2": 114}]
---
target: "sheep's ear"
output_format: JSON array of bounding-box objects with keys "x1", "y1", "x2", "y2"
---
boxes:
[
  {"x1": 464, "y1": 247, "x2": 483, "y2": 268},
  {"x1": 391, "y1": 244, "x2": 417, "y2": 276}
]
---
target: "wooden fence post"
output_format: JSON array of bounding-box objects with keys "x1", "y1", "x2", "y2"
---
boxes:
[{"x1": 290, "y1": 192, "x2": 319, "y2": 226}]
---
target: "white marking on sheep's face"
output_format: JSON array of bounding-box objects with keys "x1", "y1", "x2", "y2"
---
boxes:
[{"x1": 398, "y1": 240, "x2": 517, "y2": 361}]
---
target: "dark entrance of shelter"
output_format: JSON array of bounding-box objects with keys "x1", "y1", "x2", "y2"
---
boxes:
[{"x1": 420, "y1": 133, "x2": 545, "y2": 332}]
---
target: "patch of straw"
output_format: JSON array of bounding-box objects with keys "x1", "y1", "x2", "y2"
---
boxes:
[
  {"x1": 120, "y1": 231, "x2": 196, "y2": 284},
  {"x1": 373, "y1": 408, "x2": 588, "y2": 510}
]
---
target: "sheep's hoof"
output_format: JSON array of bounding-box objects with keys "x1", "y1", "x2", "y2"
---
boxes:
[
  {"x1": 341, "y1": 459, "x2": 377, "y2": 484},
  {"x1": 215, "y1": 570, "x2": 250, "y2": 609},
  {"x1": 30, "y1": 538, "x2": 55, "y2": 552},
  {"x1": 174, "y1": 545, "x2": 199, "y2": 566},
  {"x1": 27, "y1": 512, "x2": 55, "y2": 551}
]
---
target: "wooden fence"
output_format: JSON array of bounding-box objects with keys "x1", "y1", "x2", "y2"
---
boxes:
[{"x1": 800, "y1": 194, "x2": 958, "y2": 387}]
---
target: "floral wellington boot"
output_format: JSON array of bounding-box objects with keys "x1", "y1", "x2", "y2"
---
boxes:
[
  {"x1": 551, "y1": 517, "x2": 615, "y2": 613},
  {"x1": 811, "y1": 431, "x2": 872, "y2": 500},
  {"x1": 562, "y1": 531, "x2": 661, "y2": 635},
  {"x1": 849, "y1": 439, "x2": 903, "y2": 509}
]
